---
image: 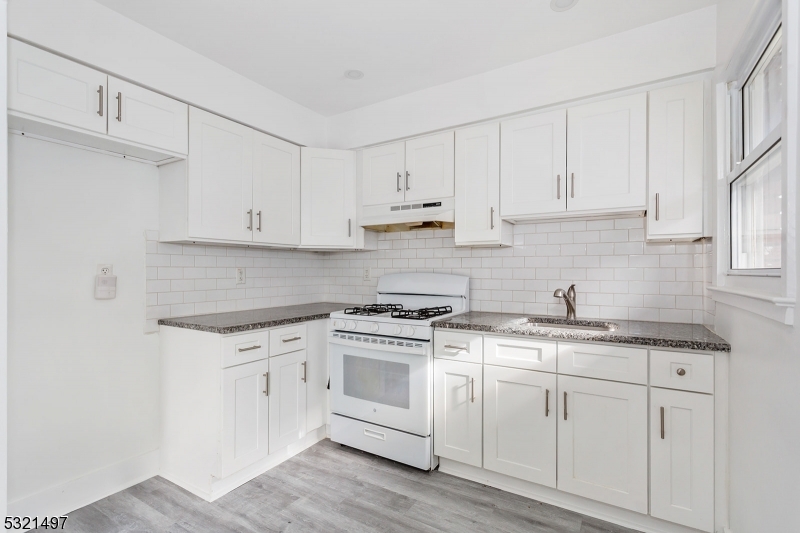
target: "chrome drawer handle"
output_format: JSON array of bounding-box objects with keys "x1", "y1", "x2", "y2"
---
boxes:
[
  {"x1": 443, "y1": 344, "x2": 467, "y2": 352},
  {"x1": 282, "y1": 336, "x2": 302, "y2": 343},
  {"x1": 237, "y1": 345, "x2": 261, "y2": 352}
]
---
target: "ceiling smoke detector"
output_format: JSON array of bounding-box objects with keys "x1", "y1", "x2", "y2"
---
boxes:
[
  {"x1": 345, "y1": 69, "x2": 365, "y2": 80},
  {"x1": 550, "y1": 0, "x2": 578, "y2": 12}
]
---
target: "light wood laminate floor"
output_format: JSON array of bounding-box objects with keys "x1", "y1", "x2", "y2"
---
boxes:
[{"x1": 58, "y1": 439, "x2": 643, "y2": 533}]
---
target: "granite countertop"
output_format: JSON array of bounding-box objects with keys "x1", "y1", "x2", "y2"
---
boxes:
[
  {"x1": 158, "y1": 302, "x2": 345, "y2": 334},
  {"x1": 433, "y1": 312, "x2": 731, "y2": 352}
]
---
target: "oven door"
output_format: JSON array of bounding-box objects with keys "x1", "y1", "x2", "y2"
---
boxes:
[{"x1": 329, "y1": 333, "x2": 431, "y2": 437}]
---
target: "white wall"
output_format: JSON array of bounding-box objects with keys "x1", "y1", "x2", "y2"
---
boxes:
[
  {"x1": 326, "y1": 6, "x2": 717, "y2": 149},
  {"x1": 7, "y1": 136, "x2": 160, "y2": 515},
  {"x1": 7, "y1": 0, "x2": 327, "y2": 147}
]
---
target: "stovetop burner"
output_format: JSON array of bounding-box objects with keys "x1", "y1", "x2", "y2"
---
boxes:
[
  {"x1": 343, "y1": 304, "x2": 404, "y2": 316},
  {"x1": 391, "y1": 306, "x2": 453, "y2": 320}
]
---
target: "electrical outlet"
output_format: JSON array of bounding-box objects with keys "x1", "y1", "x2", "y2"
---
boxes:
[
  {"x1": 97, "y1": 264, "x2": 113, "y2": 276},
  {"x1": 236, "y1": 267, "x2": 246, "y2": 285},
  {"x1": 363, "y1": 267, "x2": 371, "y2": 281}
]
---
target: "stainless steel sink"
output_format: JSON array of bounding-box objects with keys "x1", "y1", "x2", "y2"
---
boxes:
[{"x1": 525, "y1": 317, "x2": 618, "y2": 332}]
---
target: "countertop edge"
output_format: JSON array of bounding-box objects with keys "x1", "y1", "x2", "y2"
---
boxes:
[{"x1": 158, "y1": 312, "x2": 333, "y2": 335}]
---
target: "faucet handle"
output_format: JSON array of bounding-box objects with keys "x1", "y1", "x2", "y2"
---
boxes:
[{"x1": 567, "y1": 284, "x2": 576, "y2": 298}]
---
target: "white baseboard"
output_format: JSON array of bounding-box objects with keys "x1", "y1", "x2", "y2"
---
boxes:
[
  {"x1": 8, "y1": 449, "x2": 160, "y2": 517},
  {"x1": 439, "y1": 458, "x2": 703, "y2": 533}
]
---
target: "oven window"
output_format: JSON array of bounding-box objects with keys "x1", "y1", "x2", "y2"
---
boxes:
[{"x1": 343, "y1": 354, "x2": 410, "y2": 409}]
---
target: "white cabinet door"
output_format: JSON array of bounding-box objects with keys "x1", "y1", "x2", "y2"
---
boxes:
[
  {"x1": 106, "y1": 77, "x2": 188, "y2": 155},
  {"x1": 8, "y1": 38, "x2": 107, "y2": 134},
  {"x1": 221, "y1": 358, "x2": 270, "y2": 477},
  {"x1": 647, "y1": 81, "x2": 705, "y2": 241},
  {"x1": 651, "y1": 388, "x2": 715, "y2": 532},
  {"x1": 455, "y1": 123, "x2": 509, "y2": 246},
  {"x1": 500, "y1": 110, "x2": 567, "y2": 217},
  {"x1": 305, "y1": 320, "x2": 329, "y2": 432},
  {"x1": 362, "y1": 142, "x2": 405, "y2": 207},
  {"x1": 433, "y1": 359, "x2": 482, "y2": 467},
  {"x1": 268, "y1": 350, "x2": 308, "y2": 453},
  {"x1": 404, "y1": 131, "x2": 455, "y2": 202},
  {"x1": 301, "y1": 147, "x2": 357, "y2": 248},
  {"x1": 566, "y1": 93, "x2": 646, "y2": 212},
  {"x1": 557, "y1": 375, "x2": 648, "y2": 513},
  {"x1": 483, "y1": 366, "x2": 556, "y2": 487},
  {"x1": 252, "y1": 132, "x2": 301, "y2": 246},
  {"x1": 187, "y1": 107, "x2": 254, "y2": 242}
]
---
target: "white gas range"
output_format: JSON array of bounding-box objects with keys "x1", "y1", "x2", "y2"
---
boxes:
[{"x1": 328, "y1": 272, "x2": 469, "y2": 470}]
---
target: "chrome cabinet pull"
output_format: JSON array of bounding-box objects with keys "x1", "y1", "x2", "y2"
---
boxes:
[
  {"x1": 564, "y1": 392, "x2": 568, "y2": 420},
  {"x1": 490, "y1": 207, "x2": 495, "y2": 230},
  {"x1": 246, "y1": 209, "x2": 253, "y2": 231},
  {"x1": 443, "y1": 344, "x2": 467, "y2": 352},
  {"x1": 282, "y1": 336, "x2": 301, "y2": 343},
  {"x1": 676, "y1": 367, "x2": 686, "y2": 376},
  {"x1": 655, "y1": 193, "x2": 660, "y2": 221},
  {"x1": 301, "y1": 361, "x2": 307, "y2": 382},
  {"x1": 557, "y1": 174, "x2": 561, "y2": 199},
  {"x1": 237, "y1": 345, "x2": 262, "y2": 352},
  {"x1": 571, "y1": 173, "x2": 575, "y2": 198},
  {"x1": 348, "y1": 219, "x2": 352, "y2": 237},
  {"x1": 116, "y1": 92, "x2": 122, "y2": 122},
  {"x1": 545, "y1": 389, "x2": 550, "y2": 417},
  {"x1": 406, "y1": 170, "x2": 410, "y2": 190},
  {"x1": 660, "y1": 406, "x2": 665, "y2": 439},
  {"x1": 397, "y1": 172, "x2": 402, "y2": 192},
  {"x1": 263, "y1": 372, "x2": 269, "y2": 396},
  {"x1": 471, "y1": 378, "x2": 475, "y2": 403},
  {"x1": 257, "y1": 210, "x2": 262, "y2": 232},
  {"x1": 97, "y1": 85, "x2": 104, "y2": 117}
]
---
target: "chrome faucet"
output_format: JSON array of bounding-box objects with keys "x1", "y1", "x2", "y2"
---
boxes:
[{"x1": 553, "y1": 284, "x2": 577, "y2": 319}]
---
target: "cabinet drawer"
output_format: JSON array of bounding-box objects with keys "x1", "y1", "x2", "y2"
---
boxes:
[
  {"x1": 558, "y1": 343, "x2": 647, "y2": 384},
  {"x1": 222, "y1": 331, "x2": 268, "y2": 368},
  {"x1": 270, "y1": 323, "x2": 307, "y2": 356},
  {"x1": 650, "y1": 350, "x2": 714, "y2": 394},
  {"x1": 433, "y1": 330, "x2": 482, "y2": 363},
  {"x1": 484, "y1": 336, "x2": 557, "y2": 372}
]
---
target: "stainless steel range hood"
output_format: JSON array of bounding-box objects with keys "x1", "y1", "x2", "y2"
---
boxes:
[{"x1": 360, "y1": 197, "x2": 455, "y2": 232}]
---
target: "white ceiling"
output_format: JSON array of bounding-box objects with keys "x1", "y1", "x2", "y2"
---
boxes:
[{"x1": 94, "y1": 0, "x2": 716, "y2": 117}]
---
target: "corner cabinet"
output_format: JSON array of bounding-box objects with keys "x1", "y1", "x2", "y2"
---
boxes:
[
  {"x1": 300, "y1": 147, "x2": 357, "y2": 248},
  {"x1": 454, "y1": 123, "x2": 512, "y2": 247}
]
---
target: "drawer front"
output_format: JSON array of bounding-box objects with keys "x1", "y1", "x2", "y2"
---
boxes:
[
  {"x1": 650, "y1": 350, "x2": 714, "y2": 394},
  {"x1": 270, "y1": 323, "x2": 308, "y2": 356},
  {"x1": 484, "y1": 335, "x2": 557, "y2": 372},
  {"x1": 558, "y1": 343, "x2": 647, "y2": 384},
  {"x1": 222, "y1": 331, "x2": 268, "y2": 368},
  {"x1": 433, "y1": 330, "x2": 483, "y2": 364}
]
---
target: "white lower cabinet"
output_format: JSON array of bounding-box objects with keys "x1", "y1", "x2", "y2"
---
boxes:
[
  {"x1": 433, "y1": 359, "x2": 482, "y2": 467},
  {"x1": 650, "y1": 387, "x2": 715, "y2": 532},
  {"x1": 556, "y1": 375, "x2": 648, "y2": 514},
  {"x1": 221, "y1": 358, "x2": 270, "y2": 477},
  {"x1": 483, "y1": 365, "x2": 556, "y2": 487},
  {"x1": 268, "y1": 350, "x2": 308, "y2": 453}
]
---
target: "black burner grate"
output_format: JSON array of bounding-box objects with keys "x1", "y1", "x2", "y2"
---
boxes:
[
  {"x1": 391, "y1": 306, "x2": 453, "y2": 320},
  {"x1": 343, "y1": 304, "x2": 404, "y2": 316}
]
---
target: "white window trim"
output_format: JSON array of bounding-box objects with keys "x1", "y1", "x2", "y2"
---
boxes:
[{"x1": 712, "y1": 0, "x2": 796, "y2": 325}]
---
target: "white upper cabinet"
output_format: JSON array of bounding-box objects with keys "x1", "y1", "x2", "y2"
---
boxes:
[
  {"x1": 500, "y1": 110, "x2": 568, "y2": 218},
  {"x1": 647, "y1": 81, "x2": 705, "y2": 241},
  {"x1": 301, "y1": 147, "x2": 357, "y2": 248},
  {"x1": 8, "y1": 38, "x2": 107, "y2": 134},
  {"x1": 433, "y1": 359, "x2": 482, "y2": 467},
  {"x1": 221, "y1": 358, "x2": 270, "y2": 477},
  {"x1": 252, "y1": 132, "x2": 301, "y2": 246},
  {"x1": 455, "y1": 124, "x2": 511, "y2": 247},
  {"x1": 566, "y1": 93, "x2": 647, "y2": 213},
  {"x1": 187, "y1": 107, "x2": 254, "y2": 242},
  {"x1": 107, "y1": 76, "x2": 188, "y2": 155},
  {"x1": 404, "y1": 131, "x2": 455, "y2": 202},
  {"x1": 362, "y1": 142, "x2": 406, "y2": 207}
]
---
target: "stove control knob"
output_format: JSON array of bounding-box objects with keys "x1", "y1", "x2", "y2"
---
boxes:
[
  {"x1": 370, "y1": 323, "x2": 380, "y2": 333},
  {"x1": 346, "y1": 321, "x2": 357, "y2": 330},
  {"x1": 333, "y1": 320, "x2": 345, "y2": 329},
  {"x1": 394, "y1": 325, "x2": 403, "y2": 335},
  {"x1": 405, "y1": 326, "x2": 415, "y2": 336}
]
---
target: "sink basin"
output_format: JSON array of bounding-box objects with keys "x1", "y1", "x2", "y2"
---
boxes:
[{"x1": 525, "y1": 317, "x2": 618, "y2": 332}]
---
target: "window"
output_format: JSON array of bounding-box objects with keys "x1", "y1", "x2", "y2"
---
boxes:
[{"x1": 743, "y1": 27, "x2": 782, "y2": 156}]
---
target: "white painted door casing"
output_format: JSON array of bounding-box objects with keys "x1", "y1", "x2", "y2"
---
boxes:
[
  {"x1": 362, "y1": 142, "x2": 405, "y2": 207},
  {"x1": 187, "y1": 107, "x2": 254, "y2": 242},
  {"x1": 268, "y1": 350, "x2": 308, "y2": 453},
  {"x1": 557, "y1": 375, "x2": 648, "y2": 513},
  {"x1": 221, "y1": 358, "x2": 270, "y2": 477},
  {"x1": 500, "y1": 110, "x2": 567, "y2": 217},
  {"x1": 252, "y1": 132, "x2": 301, "y2": 246},
  {"x1": 107, "y1": 76, "x2": 188, "y2": 154},
  {"x1": 651, "y1": 388, "x2": 715, "y2": 532},
  {"x1": 483, "y1": 365, "x2": 557, "y2": 487},
  {"x1": 301, "y1": 147, "x2": 357, "y2": 247},
  {"x1": 455, "y1": 123, "x2": 503, "y2": 245},
  {"x1": 433, "y1": 359, "x2": 482, "y2": 467},
  {"x1": 404, "y1": 131, "x2": 455, "y2": 202},
  {"x1": 647, "y1": 81, "x2": 705, "y2": 240},
  {"x1": 8, "y1": 38, "x2": 107, "y2": 134},
  {"x1": 566, "y1": 93, "x2": 647, "y2": 212}
]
